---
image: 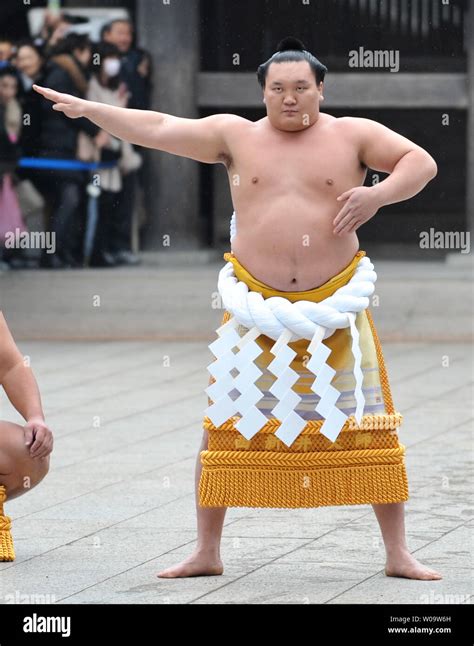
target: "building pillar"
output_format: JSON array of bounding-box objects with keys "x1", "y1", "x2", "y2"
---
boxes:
[
  {"x1": 467, "y1": 0, "x2": 474, "y2": 236},
  {"x1": 136, "y1": 0, "x2": 200, "y2": 249}
]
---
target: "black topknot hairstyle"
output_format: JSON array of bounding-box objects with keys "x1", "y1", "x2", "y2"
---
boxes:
[{"x1": 257, "y1": 36, "x2": 328, "y2": 89}]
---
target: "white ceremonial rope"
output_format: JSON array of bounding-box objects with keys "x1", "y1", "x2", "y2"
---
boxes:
[
  {"x1": 217, "y1": 255, "x2": 377, "y2": 341},
  {"x1": 205, "y1": 255, "x2": 377, "y2": 445}
]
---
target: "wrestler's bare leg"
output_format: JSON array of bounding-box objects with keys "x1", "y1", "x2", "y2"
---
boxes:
[
  {"x1": 372, "y1": 502, "x2": 442, "y2": 580},
  {"x1": 0, "y1": 420, "x2": 50, "y2": 500},
  {"x1": 157, "y1": 429, "x2": 226, "y2": 578}
]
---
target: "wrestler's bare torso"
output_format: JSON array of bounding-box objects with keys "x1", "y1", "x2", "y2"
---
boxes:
[
  {"x1": 222, "y1": 112, "x2": 366, "y2": 291},
  {"x1": 33, "y1": 75, "x2": 429, "y2": 294}
]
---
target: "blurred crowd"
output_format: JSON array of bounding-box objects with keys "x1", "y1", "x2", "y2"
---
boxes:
[{"x1": 0, "y1": 11, "x2": 152, "y2": 269}]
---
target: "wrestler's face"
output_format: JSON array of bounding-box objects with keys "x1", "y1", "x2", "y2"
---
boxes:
[{"x1": 263, "y1": 61, "x2": 323, "y2": 132}]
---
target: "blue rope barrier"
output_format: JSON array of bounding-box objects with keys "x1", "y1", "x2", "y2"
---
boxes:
[
  {"x1": 18, "y1": 157, "x2": 117, "y2": 171},
  {"x1": 16, "y1": 157, "x2": 118, "y2": 264}
]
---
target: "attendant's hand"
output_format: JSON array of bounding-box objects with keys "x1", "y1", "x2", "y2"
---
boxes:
[
  {"x1": 333, "y1": 186, "x2": 382, "y2": 236},
  {"x1": 32, "y1": 84, "x2": 87, "y2": 119},
  {"x1": 24, "y1": 416, "x2": 54, "y2": 459}
]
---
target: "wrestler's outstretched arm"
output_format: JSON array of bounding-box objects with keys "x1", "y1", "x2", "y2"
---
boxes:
[
  {"x1": 33, "y1": 84, "x2": 235, "y2": 164},
  {"x1": 0, "y1": 312, "x2": 53, "y2": 459}
]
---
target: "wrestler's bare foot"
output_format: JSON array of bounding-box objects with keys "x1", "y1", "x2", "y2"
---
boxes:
[
  {"x1": 385, "y1": 549, "x2": 442, "y2": 580},
  {"x1": 157, "y1": 550, "x2": 224, "y2": 578}
]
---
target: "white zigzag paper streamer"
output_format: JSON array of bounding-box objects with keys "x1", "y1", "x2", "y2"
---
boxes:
[
  {"x1": 348, "y1": 312, "x2": 364, "y2": 425},
  {"x1": 267, "y1": 329, "x2": 307, "y2": 446},
  {"x1": 306, "y1": 325, "x2": 348, "y2": 443},
  {"x1": 204, "y1": 317, "x2": 269, "y2": 440}
]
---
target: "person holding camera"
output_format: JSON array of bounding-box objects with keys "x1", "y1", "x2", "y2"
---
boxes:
[{"x1": 78, "y1": 42, "x2": 141, "y2": 267}]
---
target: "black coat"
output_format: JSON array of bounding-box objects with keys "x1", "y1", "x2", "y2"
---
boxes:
[
  {"x1": 18, "y1": 80, "x2": 43, "y2": 158},
  {"x1": 120, "y1": 48, "x2": 152, "y2": 111},
  {"x1": 21, "y1": 56, "x2": 100, "y2": 183}
]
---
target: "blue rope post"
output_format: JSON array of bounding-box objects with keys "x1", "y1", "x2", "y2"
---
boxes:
[{"x1": 84, "y1": 181, "x2": 101, "y2": 266}]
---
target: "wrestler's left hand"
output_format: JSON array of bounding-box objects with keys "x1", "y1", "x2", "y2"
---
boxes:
[
  {"x1": 333, "y1": 186, "x2": 382, "y2": 236},
  {"x1": 24, "y1": 417, "x2": 54, "y2": 459}
]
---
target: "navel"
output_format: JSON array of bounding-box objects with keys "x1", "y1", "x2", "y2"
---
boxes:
[
  {"x1": 251, "y1": 176, "x2": 259, "y2": 184},
  {"x1": 326, "y1": 178, "x2": 334, "y2": 186}
]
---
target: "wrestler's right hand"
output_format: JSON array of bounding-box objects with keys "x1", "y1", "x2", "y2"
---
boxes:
[
  {"x1": 24, "y1": 416, "x2": 54, "y2": 459},
  {"x1": 32, "y1": 84, "x2": 87, "y2": 119}
]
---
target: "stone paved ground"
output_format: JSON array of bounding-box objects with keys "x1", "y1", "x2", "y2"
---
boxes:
[{"x1": 0, "y1": 253, "x2": 472, "y2": 604}]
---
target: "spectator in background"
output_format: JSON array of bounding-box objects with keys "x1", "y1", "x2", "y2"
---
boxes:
[
  {"x1": 101, "y1": 19, "x2": 151, "y2": 111},
  {"x1": 0, "y1": 67, "x2": 21, "y2": 142},
  {"x1": 14, "y1": 40, "x2": 44, "y2": 94},
  {"x1": 35, "y1": 9, "x2": 72, "y2": 55},
  {"x1": 0, "y1": 65, "x2": 28, "y2": 269},
  {"x1": 15, "y1": 35, "x2": 104, "y2": 269},
  {"x1": 13, "y1": 42, "x2": 48, "y2": 268},
  {"x1": 14, "y1": 41, "x2": 45, "y2": 161},
  {"x1": 101, "y1": 18, "x2": 152, "y2": 265},
  {"x1": 0, "y1": 38, "x2": 15, "y2": 66},
  {"x1": 78, "y1": 42, "x2": 141, "y2": 267}
]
